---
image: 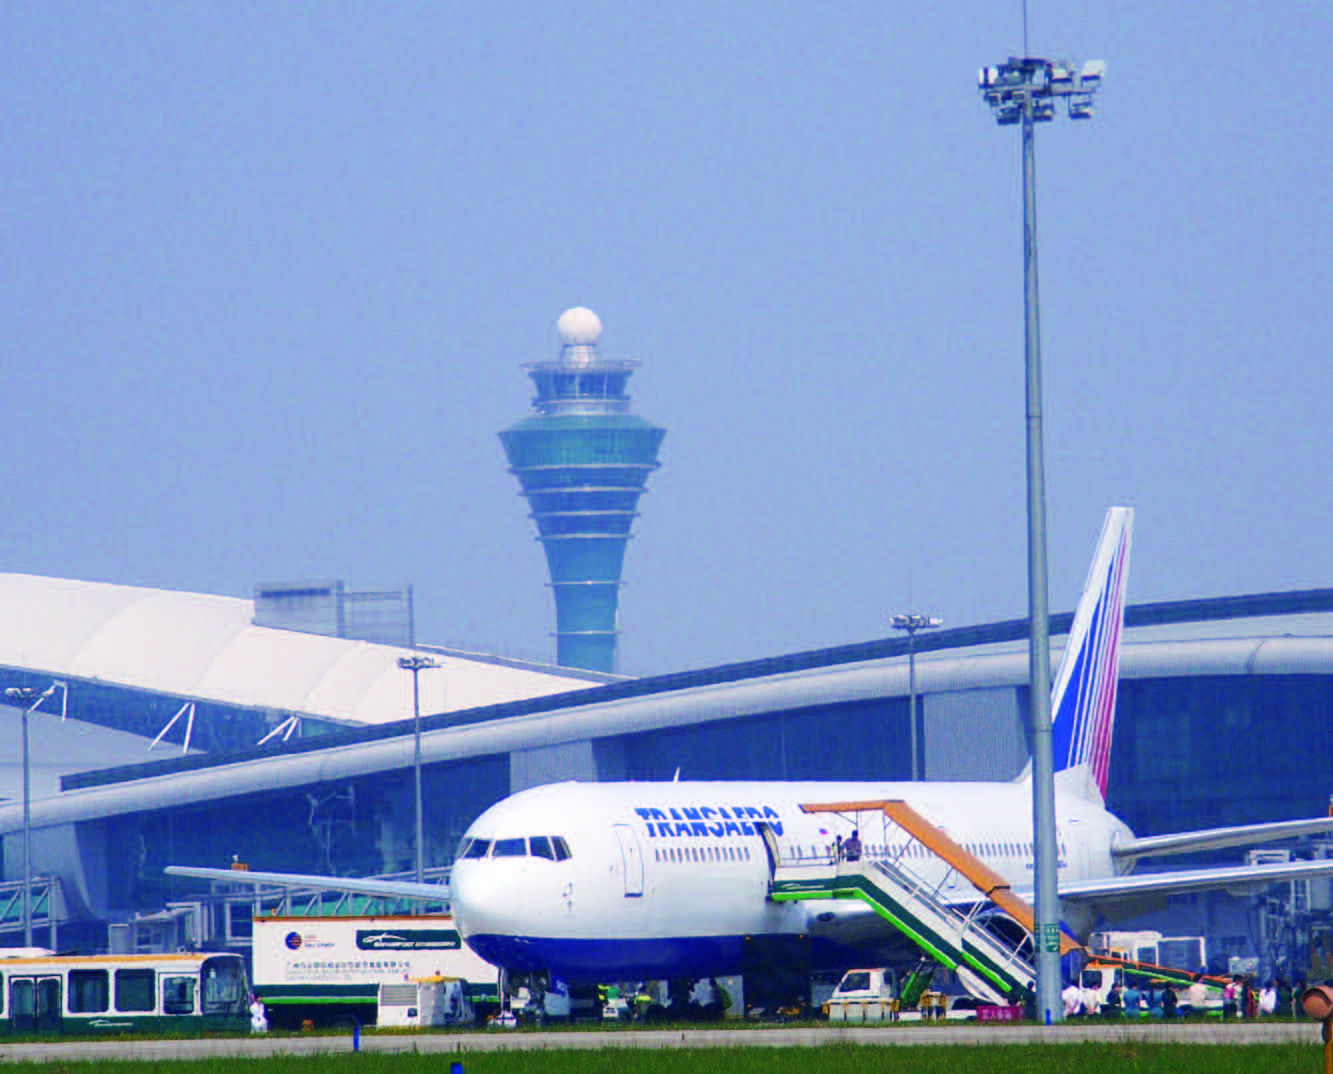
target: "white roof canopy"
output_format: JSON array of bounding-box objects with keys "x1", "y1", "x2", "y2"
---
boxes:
[{"x1": 0, "y1": 574, "x2": 594, "y2": 725}]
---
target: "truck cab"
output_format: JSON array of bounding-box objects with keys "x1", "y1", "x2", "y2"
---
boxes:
[{"x1": 826, "y1": 968, "x2": 899, "y2": 1023}]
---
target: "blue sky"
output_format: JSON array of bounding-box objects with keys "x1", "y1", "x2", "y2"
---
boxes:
[{"x1": 4, "y1": 2, "x2": 1330, "y2": 675}]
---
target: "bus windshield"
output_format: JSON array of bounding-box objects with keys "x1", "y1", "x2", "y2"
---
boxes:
[{"x1": 201, "y1": 955, "x2": 248, "y2": 1015}]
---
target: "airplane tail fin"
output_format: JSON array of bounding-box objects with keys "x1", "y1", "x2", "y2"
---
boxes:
[
  {"x1": 1017, "y1": 507, "x2": 1134, "y2": 803},
  {"x1": 1049, "y1": 507, "x2": 1133, "y2": 802}
]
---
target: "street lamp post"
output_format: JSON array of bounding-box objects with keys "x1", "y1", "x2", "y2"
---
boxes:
[
  {"x1": 979, "y1": 54, "x2": 1104, "y2": 1025},
  {"x1": 396, "y1": 655, "x2": 441, "y2": 885},
  {"x1": 890, "y1": 614, "x2": 942, "y2": 781},
  {"x1": 5, "y1": 684, "x2": 57, "y2": 948}
]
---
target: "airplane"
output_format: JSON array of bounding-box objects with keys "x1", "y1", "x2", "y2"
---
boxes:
[{"x1": 169, "y1": 506, "x2": 1333, "y2": 994}]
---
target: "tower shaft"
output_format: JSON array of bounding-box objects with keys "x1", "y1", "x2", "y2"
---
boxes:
[{"x1": 499, "y1": 312, "x2": 665, "y2": 673}]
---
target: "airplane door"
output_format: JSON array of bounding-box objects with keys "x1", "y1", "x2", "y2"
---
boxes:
[
  {"x1": 1070, "y1": 824, "x2": 1091, "y2": 879},
  {"x1": 613, "y1": 824, "x2": 644, "y2": 897},
  {"x1": 754, "y1": 822, "x2": 779, "y2": 885}
]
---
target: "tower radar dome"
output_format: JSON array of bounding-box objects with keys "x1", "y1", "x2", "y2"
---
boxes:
[{"x1": 556, "y1": 307, "x2": 602, "y2": 346}]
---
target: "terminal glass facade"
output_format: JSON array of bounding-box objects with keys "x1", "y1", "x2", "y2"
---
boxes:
[
  {"x1": 623, "y1": 698, "x2": 913, "y2": 782},
  {"x1": 1109, "y1": 674, "x2": 1333, "y2": 837}
]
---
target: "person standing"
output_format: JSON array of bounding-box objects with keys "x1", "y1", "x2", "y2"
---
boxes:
[
  {"x1": 249, "y1": 993, "x2": 268, "y2": 1034},
  {"x1": 1259, "y1": 980, "x2": 1278, "y2": 1016},
  {"x1": 1161, "y1": 984, "x2": 1178, "y2": 1019},
  {"x1": 1081, "y1": 979, "x2": 1102, "y2": 1018},
  {"x1": 1242, "y1": 978, "x2": 1257, "y2": 1019},
  {"x1": 1186, "y1": 974, "x2": 1209, "y2": 1017},
  {"x1": 1222, "y1": 976, "x2": 1239, "y2": 1020},
  {"x1": 1123, "y1": 980, "x2": 1142, "y2": 1018},
  {"x1": 843, "y1": 830, "x2": 862, "y2": 863},
  {"x1": 1063, "y1": 980, "x2": 1084, "y2": 1018}
]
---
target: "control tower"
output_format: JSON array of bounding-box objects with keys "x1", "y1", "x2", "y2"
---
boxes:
[{"x1": 499, "y1": 308, "x2": 666, "y2": 673}]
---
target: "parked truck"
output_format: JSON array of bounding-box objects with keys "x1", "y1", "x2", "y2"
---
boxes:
[
  {"x1": 825, "y1": 968, "x2": 900, "y2": 1023},
  {"x1": 251, "y1": 915, "x2": 499, "y2": 1029},
  {"x1": 824, "y1": 965, "x2": 1002, "y2": 1022}
]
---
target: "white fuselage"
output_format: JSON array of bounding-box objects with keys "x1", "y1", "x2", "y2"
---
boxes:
[{"x1": 450, "y1": 780, "x2": 1134, "y2": 982}]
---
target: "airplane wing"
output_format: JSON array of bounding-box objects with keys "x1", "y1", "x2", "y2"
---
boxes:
[
  {"x1": 1050, "y1": 856, "x2": 1333, "y2": 920},
  {"x1": 165, "y1": 865, "x2": 449, "y2": 902},
  {"x1": 1111, "y1": 816, "x2": 1333, "y2": 863}
]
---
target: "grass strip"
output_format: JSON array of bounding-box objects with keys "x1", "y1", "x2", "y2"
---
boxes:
[{"x1": 0, "y1": 1042, "x2": 1320, "y2": 1074}]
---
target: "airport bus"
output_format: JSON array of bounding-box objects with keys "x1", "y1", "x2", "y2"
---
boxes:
[{"x1": 0, "y1": 951, "x2": 249, "y2": 1036}]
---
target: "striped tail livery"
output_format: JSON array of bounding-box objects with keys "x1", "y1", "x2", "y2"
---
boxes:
[{"x1": 1049, "y1": 506, "x2": 1134, "y2": 802}]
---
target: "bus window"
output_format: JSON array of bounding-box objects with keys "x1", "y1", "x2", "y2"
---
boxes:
[
  {"x1": 201, "y1": 956, "x2": 248, "y2": 1015},
  {"x1": 115, "y1": 969, "x2": 155, "y2": 1013},
  {"x1": 68, "y1": 970, "x2": 109, "y2": 1014},
  {"x1": 162, "y1": 976, "x2": 196, "y2": 1016}
]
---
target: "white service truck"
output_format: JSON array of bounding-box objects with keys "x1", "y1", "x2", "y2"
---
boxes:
[
  {"x1": 251, "y1": 915, "x2": 500, "y2": 1029},
  {"x1": 825, "y1": 968, "x2": 900, "y2": 1023},
  {"x1": 825, "y1": 966, "x2": 987, "y2": 1022}
]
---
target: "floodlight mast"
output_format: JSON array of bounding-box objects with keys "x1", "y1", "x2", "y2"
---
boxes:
[
  {"x1": 890, "y1": 613, "x2": 943, "y2": 781},
  {"x1": 978, "y1": 54, "x2": 1103, "y2": 1026},
  {"x1": 397, "y1": 654, "x2": 442, "y2": 886}
]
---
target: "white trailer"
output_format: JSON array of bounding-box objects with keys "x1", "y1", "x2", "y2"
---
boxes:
[
  {"x1": 378, "y1": 976, "x2": 474, "y2": 1028},
  {"x1": 251, "y1": 915, "x2": 499, "y2": 1029}
]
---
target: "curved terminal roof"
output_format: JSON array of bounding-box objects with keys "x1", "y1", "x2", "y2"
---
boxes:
[
  {"x1": 2, "y1": 584, "x2": 1333, "y2": 836},
  {"x1": 0, "y1": 574, "x2": 597, "y2": 725}
]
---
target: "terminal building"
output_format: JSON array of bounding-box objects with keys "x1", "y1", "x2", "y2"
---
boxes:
[{"x1": 1, "y1": 573, "x2": 1332, "y2": 977}]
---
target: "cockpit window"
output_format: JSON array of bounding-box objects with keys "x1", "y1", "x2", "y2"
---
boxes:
[
  {"x1": 529, "y1": 837, "x2": 555, "y2": 860},
  {"x1": 456, "y1": 838, "x2": 472, "y2": 860},
  {"x1": 492, "y1": 837, "x2": 527, "y2": 857},
  {"x1": 552, "y1": 836, "x2": 572, "y2": 861},
  {"x1": 462, "y1": 839, "x2": 490, "y2": 860}
]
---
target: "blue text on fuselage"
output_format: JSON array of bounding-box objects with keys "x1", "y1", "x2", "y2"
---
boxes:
[{"x1": 634, "y1": 805, "x2": 784, "y2": 838}]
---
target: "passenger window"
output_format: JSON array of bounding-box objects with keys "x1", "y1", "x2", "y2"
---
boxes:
[
  {"x1": 462, "y1": 839, "x2": 490, "y2": 860},
  {"x1": 115, "y1": 969, "x2": 155, "y2": 1013},
  {"x1": 162, "y1": 976, "x2": 196, "y2": 1015},
  {"x1": 492, "y1": 837, "x2": 527, "y2": 857},
  {"x1": 529, "y1": 837, "x2": 555, "y2": 860},
  {"x1": 553, "y1": 837, "x2": 572, "y2": 861},
  {"x1": 68, "y1": 970, "x2": 109, "y2": 1013}
]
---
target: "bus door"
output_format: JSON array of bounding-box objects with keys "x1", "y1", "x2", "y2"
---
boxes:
[{"x1": 9, "y1": 976, "x2": 62, "y2": 1034}]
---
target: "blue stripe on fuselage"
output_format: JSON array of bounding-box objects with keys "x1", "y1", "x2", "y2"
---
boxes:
[
  {"x1": 465, "y1": 932, "x2": 949, "y2": 982},
  {"x1": 466, "y1": 933, "x2": 750, "y2": 981}
]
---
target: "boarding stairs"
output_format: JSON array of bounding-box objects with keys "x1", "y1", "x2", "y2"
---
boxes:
[{"x1": 768, "y1": 800, "x2": 1081, "y2": 1006}]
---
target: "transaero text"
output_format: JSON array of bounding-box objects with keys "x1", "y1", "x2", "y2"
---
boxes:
[{"x1": 634, "y1": 805, "x2": 784, "y2": 837}]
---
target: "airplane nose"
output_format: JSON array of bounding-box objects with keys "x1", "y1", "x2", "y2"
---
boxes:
[{"x1": 451, "y1": 861, "x2": 525, "y2": 945}]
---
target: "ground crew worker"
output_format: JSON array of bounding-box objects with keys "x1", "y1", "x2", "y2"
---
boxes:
[{"x1": 844, "y1": 830, "x2": 862, "y2": 862}]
